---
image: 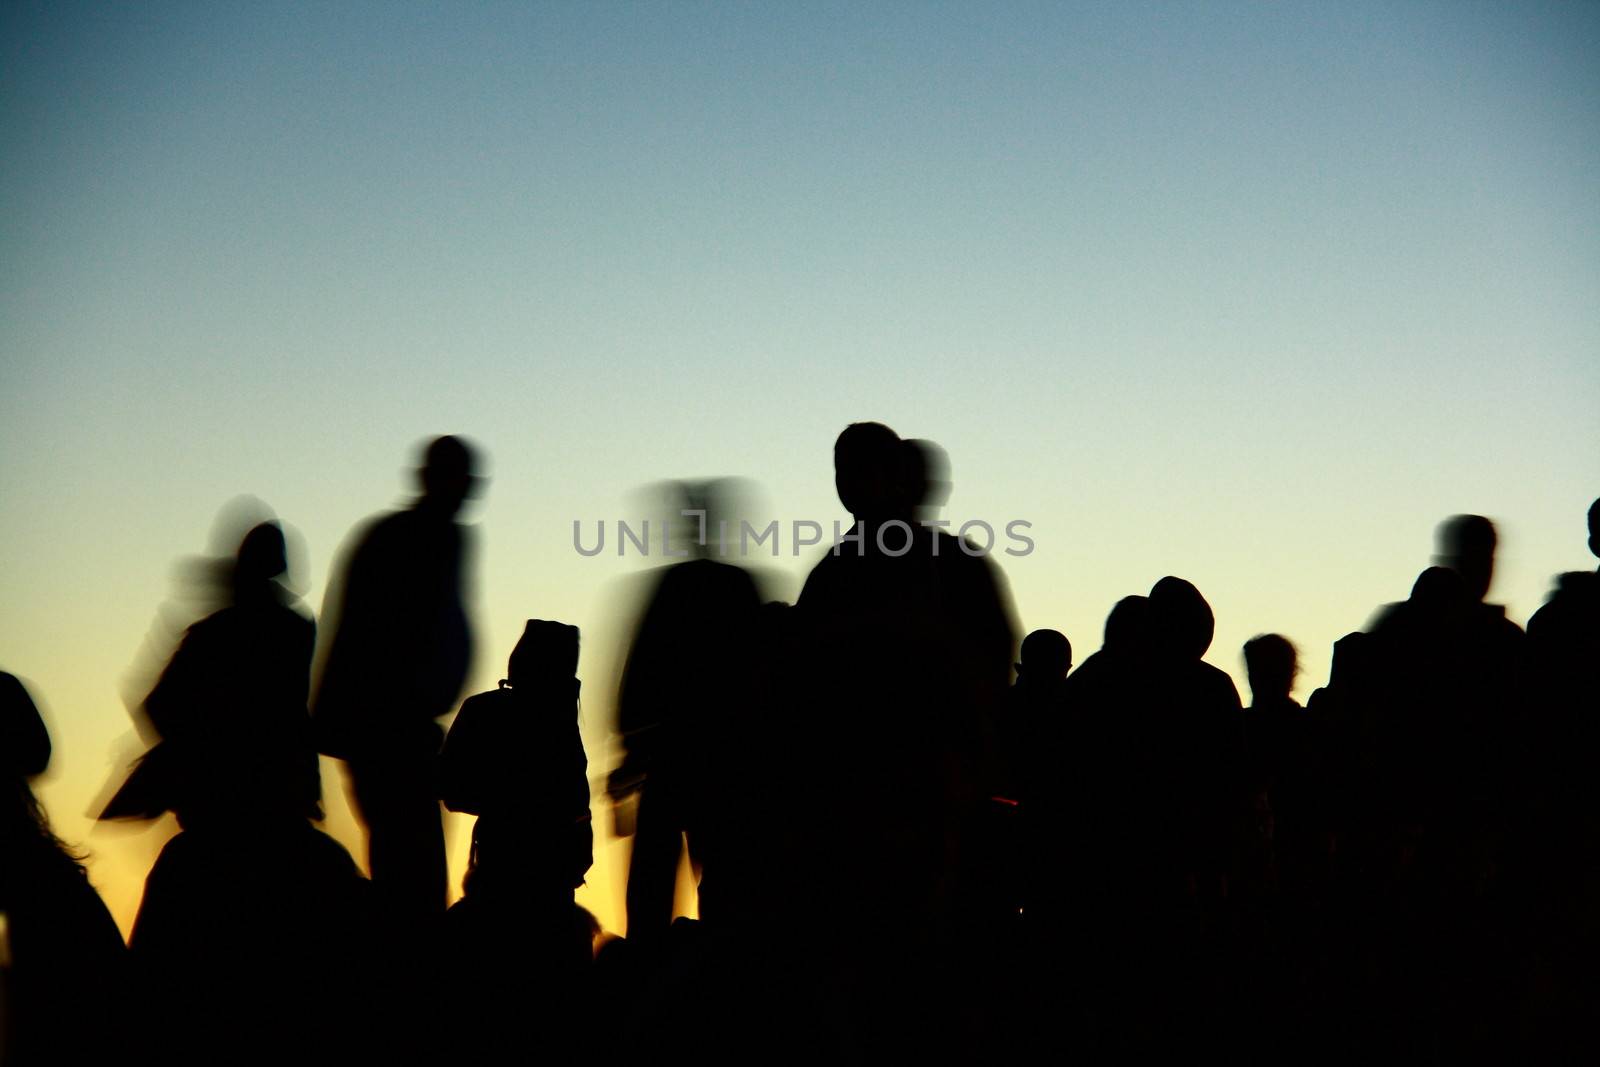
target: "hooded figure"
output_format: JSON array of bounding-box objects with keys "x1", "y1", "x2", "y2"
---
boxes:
[
  {"x1": 440, "y1": 619, "x2": 590, "y2": 900},
  {"x1": 101, "y1": 520, "x2": 320, "y2": 827}
]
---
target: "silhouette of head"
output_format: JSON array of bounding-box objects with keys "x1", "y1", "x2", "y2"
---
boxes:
[
  {"x1": 506, "y1": 620, "x2": 580, "y2": 688},
  {"x1": 680, "y1": 480, "x2": 716, "y2": 559},
  {"x1": 1243, "y1": 634, "x2": 1296, "y2": 704},
  {"x1": 1588, "y1": 497, "x2": 1600, "y2": 560},
  {"x1": 234, "y1": 522, "x2": 288, "y2": 589},
  {"x1": 902, "y1": 438, "x2": 951, "y2": 522},
  {"x1": 834, "y1": 422, "x2": 907, "y2": 524},
  {"x1": 1327, "y1": 631, "x2": 1369, "y2": 691},
  {"x1": 1149, "y1": 576, "x2": 1215, "y2": 659},
  {"x1": 1103, "y1": 595, "x2": 1152, "y2": 653},
  {"x1": 417, "y1": 435, "x2": 481, "y2": 516},
  {"x1": 1434, "y1": 514, "x2": 1496, "y2": 602},
  {"x1": 671, "y1": 476, "x2": 754, "y2": 560},
  {"x1": 1, "y1": 673, "x2": 50, "y2": 779},
  {"x1": 1017, "y1": 629, "x2": 1072, "y2": 681},
  {"x1": 1409, "y1": 565, "x2": 1469, "y2": 619}
]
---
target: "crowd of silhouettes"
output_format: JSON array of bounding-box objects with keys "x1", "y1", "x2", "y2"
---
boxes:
[{"x1": 1, "y1": 427, "x2": 1596, "y2": 1063}]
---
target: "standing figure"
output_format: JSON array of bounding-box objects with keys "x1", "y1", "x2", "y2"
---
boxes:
[
  {"x1": 1522, "y1": 498, "x2": 1600, "y2": 1057},
  {"x1": 315, "y1": 435, "x2": 483, "y2": 920},
  {"x1": 1359, "y1": 517, "x2": 1527, "y2": 1058},
  {"x1": 440, "y1": 620, "x2": 592, "y2": 1059},
  {"x1": 997, "y1": 629, "x2": 1072, "y2": 808},
  {"x1": 1054, "y1": 580, "x2": 1243, "y2": 1058},
  {"x1": 993, "y1": 628, "x2": 1071, "y2": 923},
  {"x1": 607, "y1": 480, "x2": 762, "y2": 943},
  {"x1": 1526, "y1": 497, "x2": 1600, "y2": 819},
  {"x1": 102, "y1": 520, "x2": 321, "y2": 828},
  {"x1": 1240, "y1": 633, "x2": 1307, "y2": 885},
  {"x1": 441, "y1": 619, "x2": 591, "y2": 921},
  {"x1": 792, "y1": 423, "x2": 1017, "y2": 1058},
  {"x1": 106, "y1": 519, "x2": 375, "y2": 1065}
]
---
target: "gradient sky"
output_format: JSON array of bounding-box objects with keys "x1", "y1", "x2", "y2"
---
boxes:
[{"x1": 3, "y1": 1, "x2": 1597, "y2": 935}]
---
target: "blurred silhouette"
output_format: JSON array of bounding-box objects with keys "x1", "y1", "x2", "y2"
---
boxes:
[
  {"x1": 103, "y1": 519, "x2": 379, "y2": 1064},
  {"x1": 100, "y1": 521, "x2": 320, "y2": 826},
  {"x1": 440, "y1": 620, "x2": 593, "y2": 1060},
  {"x1": 1353, "y1": 517, "x2": 1529, "y2": 1059},
  {"x1": 18, "y1": 422, "x2": 1597, "y2": 1058},
  {"x1": 314, "y1": 435, "x2": 482, "y2": 921},
  {"x1": 1377, "y1": 519, "x2": 1526, "y2": 844},
  {"x1": 607, "y1": 479, "x2": 763, "y2": 942},
  {"x1": 902, "y1": 436, "x2": 952, "y2": 524},
  {"x1": 1, "y1": 673, "x2": 127, "y2": 1065}
]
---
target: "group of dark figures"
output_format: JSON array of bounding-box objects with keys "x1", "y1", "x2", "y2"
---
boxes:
[{"x1": 2, "y1": 426, "x2": 1597, "y2": 1064}]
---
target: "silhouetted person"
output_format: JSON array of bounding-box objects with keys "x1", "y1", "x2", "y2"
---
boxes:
[
  {"x1": 1410, "y1": 518, "x2": 1524, "y2": 844},
  {"x1": 1522, "y1": 497, "x2": 1600, "y2": 1055},
  {"x1": 1147, "y1": 575, "x2": 1246, "y2": 887},
  {"x1": 129, "y1": 820, "x2": 376, "y2": 1066},
  {"x1": 440, "y1": 621, "x2": 592, "y2": 1060},
  {"x1": 589, "y1": 598, "x2": 857, "y2": 1066},
  {"x1": 1021, "y1": 628, "x2": 1072, "y2": 677},
  {"x1": 1526, "y1": 497, "x2": 1600, "y2": 803},
  {"x1": 101, "y1": 521, "x2": 320, "y2": 827},
  {"x1": 1304, "y1": 628, "x2": 1371, "y2": 827},
  {"x1": 1042, "y1": 594, "x2": 1159, "y2": 1051},
  {"x1": 1241, "y1": 634, "x2": 1306, "y2": 812},
  {"x1": 1359, "y1": 518, "x2": 1528, "y2": 1058},
  {"x1": 607, "y1": 479, "x2": 763, "y2": 943},
  {"x1": 1244, "y1": 633, "x2": 1296, "y2": 706},
  {"x1": 1146, "y1": 578, "x2": 1247, "y2": 1025},
  {"x1": 991, "y1": 629, "x2": 1070, "y2": 923},
  {"x1": 1302, "y1": 630, "x2": 1369, "y2": 864},
  {"x1": 314, "y1": 435, "x2": 482, "y2": 921},
  {"x1": 109, "y1": 521, "x2": 378, "y2": 1064},
  {"x1": 1285, "y1": 631, "x2": 1377, "y2": 1055},
  {"x1": 442, "y1": 620, "x2": 590, "y2": 910},
  {"x1": 979, "y1": 627, "x2": 1071, "y2": 1052},
  {"x1": 1235, "y1": 633, "x2": 1311, "y2": 1035},
  {"x1": 792, "y1": 423, "x2": 1017, "y2": 1057},
  {"x1": 1, "y1": 673, "x2": 127, "y2": 1066},
  {"x1": 1037, "y1": 596, "x2": 1153, "y2": 912},
  {"x1": 1363, "y1": 566, "x2": 1470, "y2": 834},
  {"x1": 1050, "y1": 581, "x2": 1241, "y2": 1056},
  {"x1": 997, "y1": 628, "x2": 1071, "y2": 806}
]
